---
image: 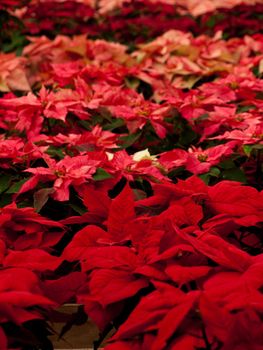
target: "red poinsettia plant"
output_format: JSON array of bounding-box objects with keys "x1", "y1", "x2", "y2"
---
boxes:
[{"x1": 0, "y1": 0, "x2": 263, "y2": 349}]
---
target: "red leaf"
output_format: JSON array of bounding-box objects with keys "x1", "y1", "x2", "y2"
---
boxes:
[
  {"x1": 208, "y1": 181, "x2": 263, "y2": 220},
  {"x1": 14, "y1": 231, "x2": 64, "y2": 251},
  {"x1": 78, "y1": 295, "x2": 124, "y2": 332},
  {"x1": 199, "y1": 294, "x2": 230, "y2": 342},
  {"x1": 0, "y1": 268, "x2": 39, "y2": 292},
  {"x1": 17, "y1": 175, "x2": 41, "y2": 195},
  {"x1": 107, "y1": 183, "x2": 135, "y2": 239},
  {"x1": 4, "y1": 249, "x2": 62, "y2": 271},
  {"x1": 62, "y1": 225, "x2": 109, "y2": 261},
  {"x1": 173, "y1": 225, "x2": 252, "y2": 271},
  {"x1": 89, "y1": 269, "x2": 148, "y2": 307},
  {"x1": 165, "y1": 264, "x2": 211, "y2": 285},
  {"x1": 0, "y1": 327, "x2": 7, "y2": 350},
  {"x1": 43, "y1": 272, "x2": 87, "y2": 304},
  {"x1": 82, "y1": 187, "x2": 110, "y2": 218},
  {"x1": 112, "y1": 284, "x2": 184, "y2": 340},
  {"x1": 81, "y1": 246, "x2": 140, "y2": 271},
  {"x1": 152, "y1": 291, "x2": 199, "y2": 350},
  {"x1": 0, "y1": 291, "x2": 54, "y2": 307}
]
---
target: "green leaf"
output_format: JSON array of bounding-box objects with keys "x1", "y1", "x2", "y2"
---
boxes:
[
  {"x1": 199, "y1": 173, "x2": 211, "y2": 184},
  {"x1": 0, "y1": 175, "x2": 11, "y2": 194},
  {"x1": 104, "y1": 118, "x2": 125, "y2": 131},
  {"x1": 206, "y1": 13, "x2": 225, "y2": 28},
  {"x1": 6, "y1": 178, "x2": 29, "y2": 194},
  {"x1": 206, "y1": 16, "x2": 216, "y2": 28},
  {"x1": 222, "y1": 168, "x2": 247, "y2": 183},
  {"x1": 119, "y1": 132, "x2": 142, "y2": 149},
  {"x1": 3, "y1": 31, "x2": 27, "y2": 53},
  {"x1": 243, "y1": 145, "x2": 253, "y2": 157},
  {"x1": 194, "y1": 113, "x2": 209, "y2": 123},
  {"x1": 69, "y1": 203, "x2": 87, "y2": 215},
  {"x1": 93, "y1": 168, "x2": 113, "y2": 181},
  {"x1": 133, "y1": 188, "x2": 147, "y2": 200},
  {"x1": 0, "y1": 194, "x2": 12, "y2": 207},
  {"x1": 78, "y1": 120, "x2": 91, "y2": 130},
  {"x1": 209, "y1": 167, "x2": 221, "y2": 177},
  {"x1": 178, "y1": 126, "x2": 198, "y2": 148},
  {"x1": 256, "y1": 91, "x2": 263, "y2": 100},
  {"x1": 219, "y1": 159, "x2": 236, "y2": 169},
  {"x1": 125, "y1": 77, "x2": 140, "y2": 90},
  {"x1": 33, "y1": 188, "x2": 54, "y2": 212},
  {"x1": 46, "y1": 146, "x2": 64, "y2": 159},
  {"x1": 199, "y1": 167, "x2": 220, "y2": 184},
  {"x1": 237, "y1": 105, "x2": 255, "y2": 113}
]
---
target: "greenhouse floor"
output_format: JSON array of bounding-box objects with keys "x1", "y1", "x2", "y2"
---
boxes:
[{"x1": 50, "y1": 305, "x2": 100, "y2": 350}]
